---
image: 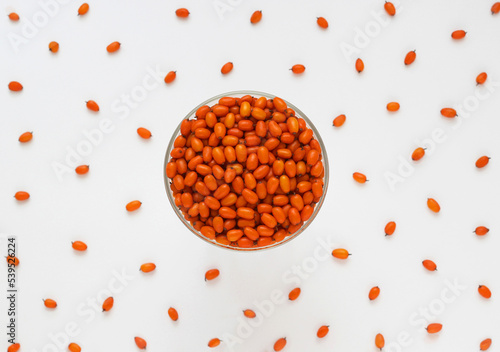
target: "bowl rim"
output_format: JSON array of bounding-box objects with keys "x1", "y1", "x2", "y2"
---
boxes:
[{"x1": 163, "y1": 90, "x2": 329, "y2": 252}]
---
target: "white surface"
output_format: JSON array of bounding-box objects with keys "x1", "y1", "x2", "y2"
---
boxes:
[{"x1": 1, "y1": 0, "x2": 500, "y2": 351}]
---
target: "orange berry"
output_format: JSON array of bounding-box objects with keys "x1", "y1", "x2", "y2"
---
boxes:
[
  {"x1": 317, "y1": 325, "x2": 329, "y2": 338},
  {"x1": 274, "y1": 337, "x2": 287, "y2": 351},
  {"x1": 164, "y1": 71, "x2": 176, "y2": 84},
  {"x1": 375, "y1": 333, "x2": 385, "y2": 349},
  {"x1": 14, "y1": 191, "x2": 30, "y2": 201},
  {"x1": 317, "y1": 17, "x2": 328, "y2": 29},
  {"x1": 49, "y1": 41, "x2": 59, "y2": 53},
  {"x1": 404, "y1": 50, "x2": 416, "y2": 65},
  {"x1": 288, "y1": 287, "x2": 301, "y2": 300},
  {"x1": 106, "y1": 41, "x2": 121, "y2": 53},
  {"x1": 332, "y1": 248, "x2": 350, "y2": 259},
  {"x1": 102, "y1": 296, "x2": 114, "y2": 311},
  {"x1": 72, "y1": 241, "x2": 87, "y2": 251},
  {"x1": 355, "y1": 58, "x2": 364, "y2": 73},
  {"x1": 140, "y1": 263, "x2": 156, "y2": 273},
  {"x1": 137, "y1": 127, "x2": 152, "y2": 139},
  {"x1": 387, "y1": 102, "x2": 400, "y2": 112},
  {"x1": 493, "y1": 2, "x2": 500, "y2": 14},
  {"x1": 384, "y1": 2, "x2": 396, "y2": 16},
  {"x1": 134, "y1": 337, "x2": 146, "y2": 349},
  {"x1": 221, "y1": 62, "x2": 233, "y2": 74},
  {"x1": 474, "y1": 226, "x2": 489, "y2": 236},
  {"x1": 175, "y1": 8, "x2": 190, "y2": 18},
  {"x1": 8, "y1": 344, "x2": 20, "y2": 352},
  {"x1": 208, "y1": 338, "x2": 220, "y2": 348},
  {"x1": 476, "y1": 156, "x2": 490, "y2": 168},
  {"x1": 440, "y1": 108, "x2": 457, "y2": 118},
  {"x1": 412, "y1": 147, "x2": 425, "y2": 161},
  {"x1": 290, "y1": 64, "x2": 305, "y2": 74},
  {"x1": 369, "y1": 286, "x2": 380, "y2": 300},
  {"x1": 44, "y1": 298, "x2": 57, "y2": 308},
  {"x1": 385, "y1": 221, "x2": 396, "y2": 236},
  {"x1": 168, "y1": 307, "x2": 179, "y2": 321},
  {"x1": 250, "y1": 10, "x2": 262, "y2": 24},
  {"x1": 476, "y1": 72, "x2": 488, "y2": 85},
  {"x1": 478, "y1": 285, "x2": 492, "y2": 299},
  {"x1": 353, "y1": 172, "x2": 367, "y2": 183},
  {"x1": 19, "y1": 131, "x2": 33, "y2": 143},
  {"x1": 68, "y1": 343, "x2": 81, "y2": 352},
  {"x1": 205, "y1": 268, "x2": 220, "y2": 281},
  {"x1": 426, "y1": 323, "x2": 442, "y2": 334},
  {"x1": 8, "y1": 81, "x2": 23, "y2": 92},
  {"x1": 422, "y1": 259, "x2": 437, "y2": 271},
  {"x1": 75, "y1": 165, "x2": 89, "y2": 175},
  {"x1": 126, "y1": 200, "x2": 142, "y2": 212},
  {"x1": 8, "y1": 13, "x2": 20, "y2": 21},
  {"x1": 86, "y1": 100, "x2": 99, "y2": 112},
  {"x1": 78, "y1": 3, "x2": 89, "y2": 16},
  {"x1": 243, "y1": 309, "x2": 256, "y2": 318},
  {"x1": 7, "y1": 256, "x2": 20, "y2": 266},
  {"x1": 451, "y1": 30, "x2": 466, "y2": 40},
  {"x1": 427, "y1": 198, "x2": 440, "y2": 213},
  {"x1": 480, "y1": 338, "x2": 492, "y2": 351},
  {"x1": 333, "y1": 114, "x2": 346, "y2": 127}
]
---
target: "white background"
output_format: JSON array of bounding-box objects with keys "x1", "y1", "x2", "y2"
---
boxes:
[{"x1": 1, "y1": 0, "x2": 500, "y2": 351}]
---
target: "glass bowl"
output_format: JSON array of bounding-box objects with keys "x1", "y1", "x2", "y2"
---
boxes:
[{"x1": 164, "y1": 90, "x2": 329, "y2": 251}]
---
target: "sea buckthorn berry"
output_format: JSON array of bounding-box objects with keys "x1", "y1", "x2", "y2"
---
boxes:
[
  {"x1": 333, "y1": 114, "x2": 346, "y2": 127},
  {"x1": 288, "y1": 287, "x2": 301, "y2": 300},
  {"x1": 332, "y1": 248, "x2": 350, "y2": 259},
  {"x1": 49, "y1": 41, "x2": 59, "y2": 53},
  {"x1": 384, "y1": 2, "x2": 396, "y2": 16},
  {"x1": 72, "y1": 241, "x2": 87, "y2": 251},
  {"x1": 476, "y1": 72, "x2": 488, "y2": 85},
  {"x1": 426, "y1": 323, "x2": 442, "y2": 334},
  {"x1": 126, "y1": 200, "x2": 142, "y2": 212},
  {"x1": 387, "y1": 102, "x2": 400, "y2": 111},
  {"x1": 75, "y1": 165, "x2": 89, "y2": 175},
  {"x1": 404, "y1": 50, "x2": 416, "y2": 65},
  {"x1": 291, "y1": 64, "x2": 305, "y2": 74},
  {"x1": 440, "y1": 108, "x2": 457, "y2": 118},
  {"x1": 15, "y1": 191, "x2": 30, "y2": 201},
  {"x1": 243, "y1": 309, "x2": 256, "y2": 318},
  {"x1": 8, "y1": 81, "x2": 23, "y2": 91},
  {"x1": 412, "y1": 147, "x2": 425, "y2": 161},
  {"x1": 176, "y1": 8, "x2": 190, "y2": 18},
  {"x1": 205, "y1": 268, "x2": 220, "y2": 281},
  {"x1": 385, "y1": 221, "x2": 396, "y2": 236},
  {"x1": 317, "y1": 325, "x2": 329, "y2": 338},
  {"x1": 137, "y1": 127, "x2": 152, "y2": 139},
  {"x1": 480, "y1": 338, "x2": 492, "y2": 351},
  {"x1": 317, "y1": 17, "x2": 328, "y2": 29},
  {"x1": 164, "y1": 71, "x2": 176, "y2": 84},
  {"x1": 493, "y1": 2, "x2": 500, "y2": 14},
  {"x1": 353, "y1": 172, "x2": 367, "y2": 183},
  {"x1": 44, "y1": 299, "x2": 57, "y2": 308},
  {"x1": 221, "y1": 62, "x2": 233, "y2": 74},
  {"x1": 168, "y1": 307, "x2": 179, "y2": 321},
  {"x1": 208, "y1": 338, "x2": 220, "y2": 348},
  {"x1": 474, "y1": 226, "x2": 489, "y2": 236},
  {"x1": 102, "y1": 297, "x2": 114, "y2": 311},
  {"x1": 274, "y1": 337, "x2": 287, "y2": 351},
  {"x1": 68, "y1": 343, "x2": 81, "y2": 352},
  {"x1": 451, "y1": 30, "x2": 466, "y2": 40},
  {"x1": 369, "y1": 286, "x2": 380, "y2": 300},
  {"x1": 8, "y1": 13, "x2": 20, "y2": 21},
  {"x1": 355, "y1": 58, "x2": 364, "y2": 73},
  {"x1": 78, "y1": 3, "x2": 89, "y2": 15},
  {"x1": 427, "y1": 198, "x2": 440, "y2": 213},
  {"x1": 250, "y1": 10, "x2": 262, "y2": 24},
  {"x1": 476, "y1": 156, "x2": 490, "y2": 168},
  {"x1": 140, "y1": 263, "x2": 156, "y2": 272},
  {"x1": 106, "y1": 41, "x2": 121, "y2": 53},
  {"x1": 7, "y1": 256, "x2": 19, "y2": 266},
  {"x1": 375, "y1": 333, "x2": 385, "y2": 349},
  {"x1": 478, "y1": 285, "x2": 492, "y2": 299},
  {"x1": 86, "y1": 100, "x2": 99, "y2": 112},
  {"x1": 422, "y1": 259, "x2": 437, "y2": 271},
  {"x1": 19, "y1": 132, "x2": 33, "y2": 143},
  {"x1": 134, "y1": 337, "x2": 147, "y2": 349}
]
